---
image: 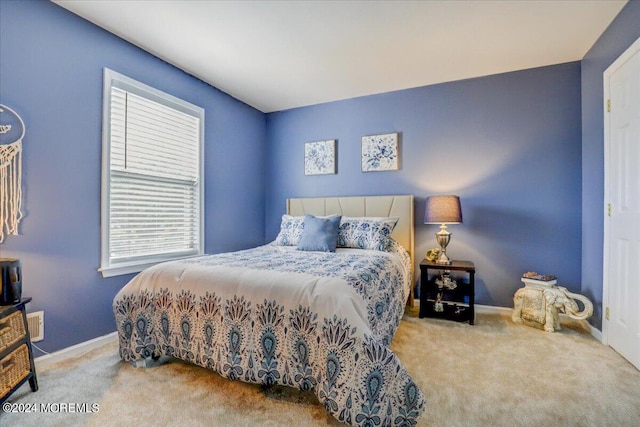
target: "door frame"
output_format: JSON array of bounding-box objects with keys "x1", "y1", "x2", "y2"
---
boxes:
[{"x1": 602, "y1": 35, "x2": 640, "y2": 345}]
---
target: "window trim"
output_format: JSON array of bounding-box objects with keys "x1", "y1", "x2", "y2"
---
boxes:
[{"x1": 99, "y1": 68, "x2": 204, "y2": 278}]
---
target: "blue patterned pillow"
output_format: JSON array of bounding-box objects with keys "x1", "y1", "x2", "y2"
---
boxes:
[
  {"x1": 274, "y1": 215, "x2": 305, "y2": 246},
  {"x1": 297, "y1": 214, "x2": 342, "y2": 252},
  {"x1": 337, "y1": 217, "x2": 399, "y2": 250}
]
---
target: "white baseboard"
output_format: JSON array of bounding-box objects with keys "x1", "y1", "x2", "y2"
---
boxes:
[
  {"x1": 474, "y1": 304, "x2": 512, "y2": 315},
  {"x1": 586, "y1": 322, "x2": 602, "y2": 341},
  {"x1": 34, "y1": 331, "x2": 118, "y2": 371}
]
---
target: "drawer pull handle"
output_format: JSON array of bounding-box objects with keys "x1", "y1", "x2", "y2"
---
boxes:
[{"x1": 1, "y1": 355, "x2": 15, "y2": 372}]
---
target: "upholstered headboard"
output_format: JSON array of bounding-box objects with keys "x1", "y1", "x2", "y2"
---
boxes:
[{"x1": 287, "y1": 195, "x2": 415, "y2": 305}]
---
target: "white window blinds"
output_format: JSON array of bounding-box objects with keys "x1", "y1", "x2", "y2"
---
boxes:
[{"x1": 100, "y1": 69, "x2": 204, "y2": 277}]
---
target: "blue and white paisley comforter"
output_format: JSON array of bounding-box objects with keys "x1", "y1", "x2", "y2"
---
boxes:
[{"x1": 113, "y1": 242, "x2": 425, "y2": 426}]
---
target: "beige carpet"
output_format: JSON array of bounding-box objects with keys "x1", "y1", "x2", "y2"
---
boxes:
[{"x1": 2, "y1": 311, "x2": 639, "y2": 427}]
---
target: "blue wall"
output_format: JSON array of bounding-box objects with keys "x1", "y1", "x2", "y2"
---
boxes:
[
  {"x1": 581, "y1": 0, "x2": 640, "y2": 329},
  {"x1": 0, "y1": 0, "x2": 266, "y2": 353},
  {"x1": 266, "y1": 63, "x2": 583, "y2": 309}
]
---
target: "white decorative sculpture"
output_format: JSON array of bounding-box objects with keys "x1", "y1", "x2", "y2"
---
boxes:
[{"x1": 512, "y1": 275, "x2": 593, "y2": 332}]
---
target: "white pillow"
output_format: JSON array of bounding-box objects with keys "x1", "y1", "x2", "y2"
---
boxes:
[
  {"x1": 274, "y1": 215, "x2": 305, "y2": 246},
  {"x1": 337, "y1": 216, "x2": 399, "y2": 250}
]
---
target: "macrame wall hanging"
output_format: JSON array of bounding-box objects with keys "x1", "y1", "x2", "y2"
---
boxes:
[{"x1": 0, "y1": 104, "x2": 24, "y2": 243}]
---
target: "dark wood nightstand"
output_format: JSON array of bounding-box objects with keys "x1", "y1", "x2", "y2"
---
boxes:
[
  {"x1": 419, "y1": 260, "x2": 475, "y2": 324},
  {"x1": 1, "y1": 297, "x2": 38, "y2": 403}
]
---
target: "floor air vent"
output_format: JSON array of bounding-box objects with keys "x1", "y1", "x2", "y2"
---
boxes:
[{"x1": 26, "y1": 311, "x2": 44, "y2": 342}]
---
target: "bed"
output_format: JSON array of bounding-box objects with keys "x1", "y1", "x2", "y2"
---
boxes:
[{"x1": 113, "y1": 195, "x2": 425, "y2": 426}]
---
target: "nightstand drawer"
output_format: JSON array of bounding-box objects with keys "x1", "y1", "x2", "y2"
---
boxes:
[
  {"x1": 1, "y1": 344, "x2": 30, "y2": 398},
  {"x1": 0, "y1": 310, "x2": 26, "y2": 352}
]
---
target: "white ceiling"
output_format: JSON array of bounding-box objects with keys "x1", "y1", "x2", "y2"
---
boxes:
[{"x1": 53, "y1": 0, "x2": 627, "y2": 113}]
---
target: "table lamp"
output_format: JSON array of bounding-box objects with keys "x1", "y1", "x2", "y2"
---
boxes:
[{"x1": 424, "y1": 195, "x2": 462, "y2": 265}]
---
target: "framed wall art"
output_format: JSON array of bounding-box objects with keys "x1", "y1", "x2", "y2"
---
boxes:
[
  {"x1": 304, "y1": 139, "x2": 336, "y2": 175},
  {"x1": 361, "y1": 132, "x2": 398, "y2": 172}
]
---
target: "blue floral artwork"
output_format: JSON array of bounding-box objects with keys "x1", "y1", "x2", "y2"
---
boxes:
[
  {"x1": 361, "y1": 133, "x2": 398, "y2": 172},
  {"x1": 304, "y1": 140, "x2": 336, "y2": 175}
]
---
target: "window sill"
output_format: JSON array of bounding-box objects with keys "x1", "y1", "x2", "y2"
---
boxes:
[{"x1": 99, "y1": 254, "x2": 203, "y2": 278}]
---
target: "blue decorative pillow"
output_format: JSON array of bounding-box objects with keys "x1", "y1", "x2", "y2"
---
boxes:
[
  {"x1": 337, "y1": 217, "x2": 399, "y2": 250},
  {"x1": 274, "y1": 215, "x2": 305, "y2": 246},
  {"x1": 297, "y1": 214, "x2": 342, "y2": 252}
]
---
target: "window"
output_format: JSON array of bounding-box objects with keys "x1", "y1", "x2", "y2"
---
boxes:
[{"x1": 100, "y1": 69, "x2": 204, "y2": 277}]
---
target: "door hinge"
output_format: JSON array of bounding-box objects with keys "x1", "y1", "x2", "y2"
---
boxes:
[
  {"x1": 607, "y1": 99, "x2": 611, "y2": 112},
  {"x1": 605, "y1": 306, "x2": 610, "y2": 320},
  {"x1": 607, "y1": 203, "x2": 612, "y2": 217}
]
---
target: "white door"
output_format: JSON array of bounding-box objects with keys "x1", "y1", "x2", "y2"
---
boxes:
[{"x1": 604, "y1": 37, "x2": 640, "y2": 370}]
